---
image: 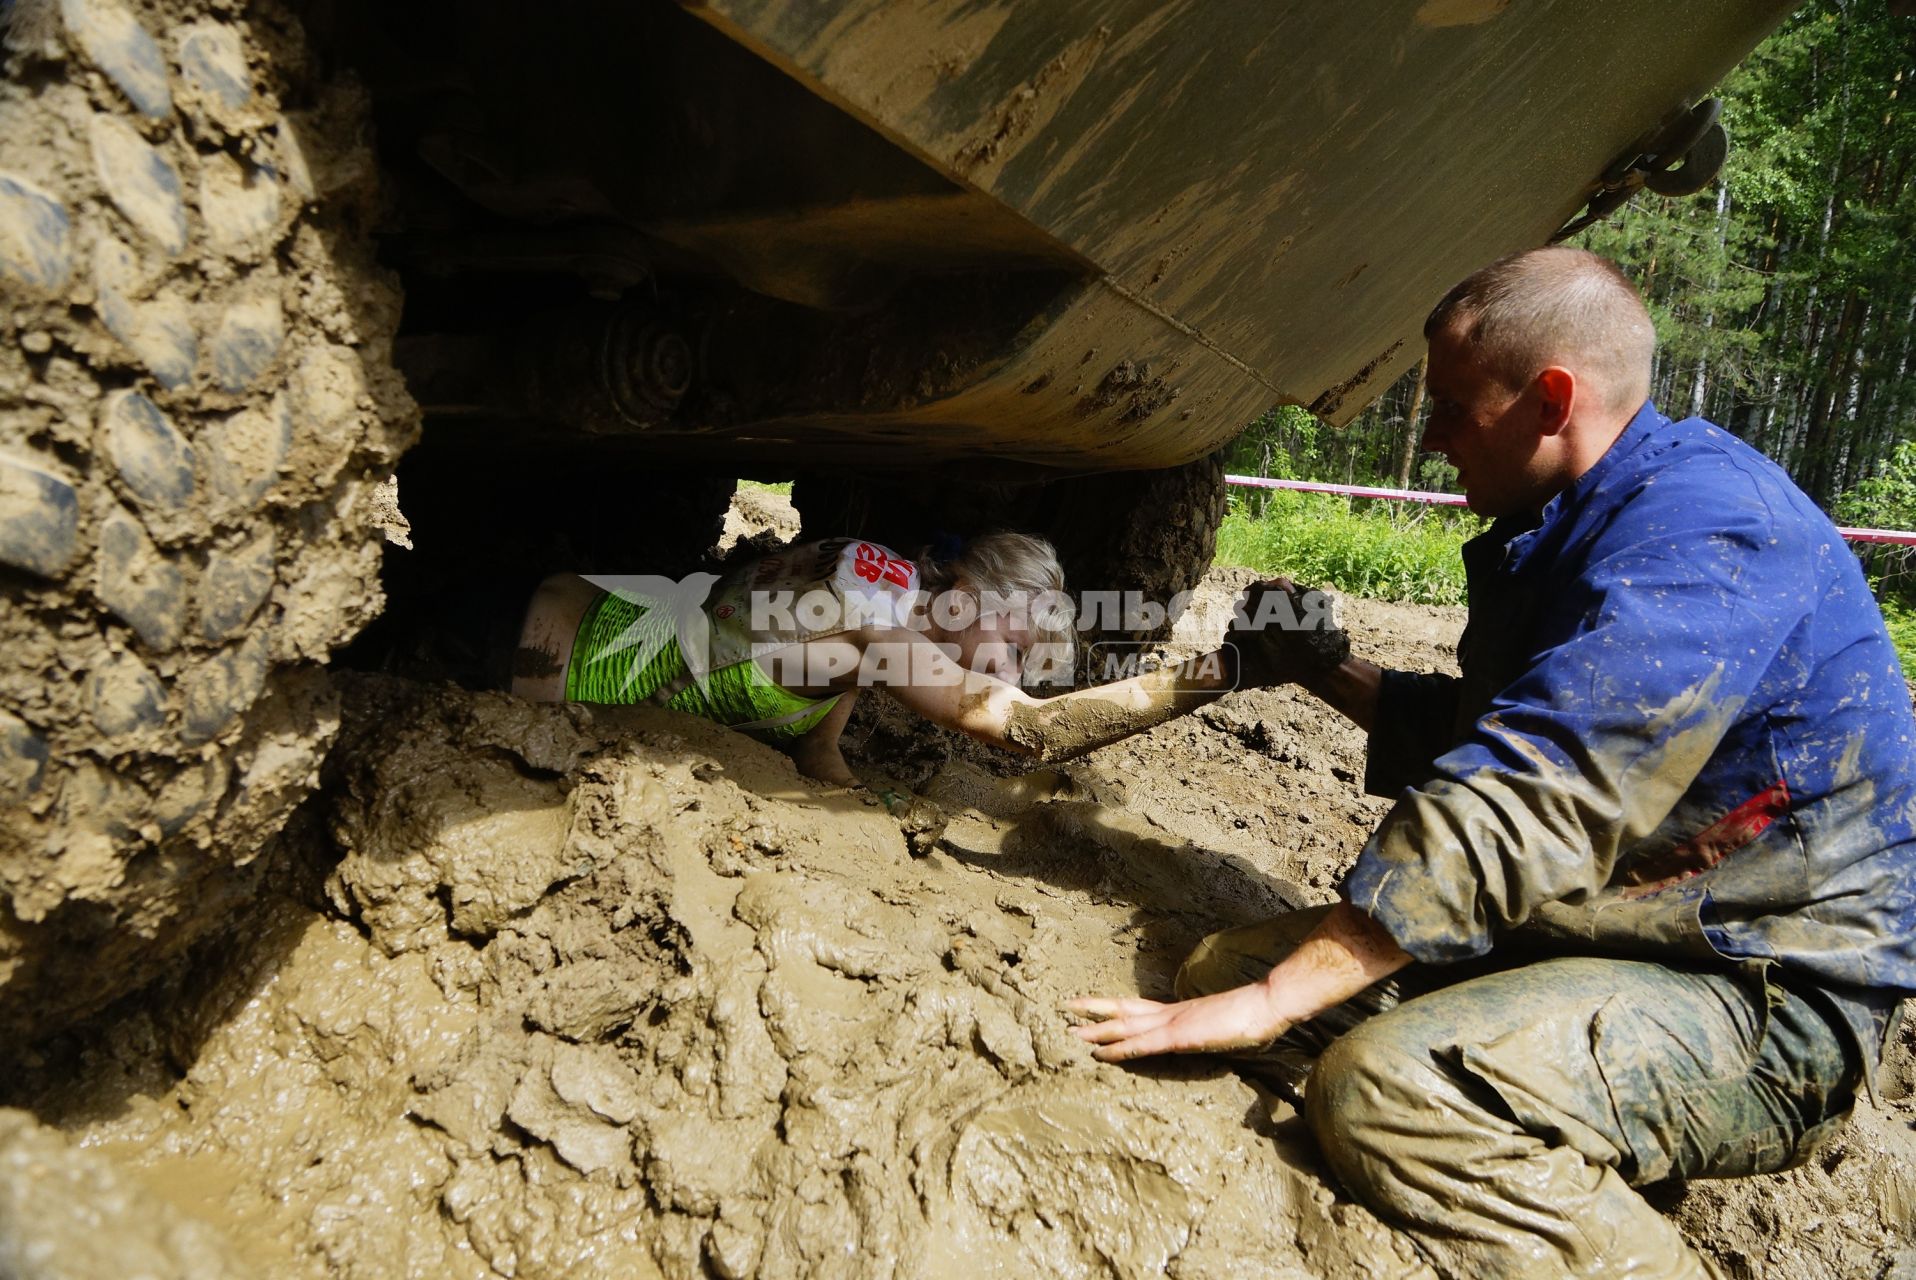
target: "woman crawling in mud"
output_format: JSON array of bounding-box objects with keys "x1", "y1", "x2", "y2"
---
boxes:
[{"x1": 511, "y1": 533, "x2": 1344, "y2": 784}]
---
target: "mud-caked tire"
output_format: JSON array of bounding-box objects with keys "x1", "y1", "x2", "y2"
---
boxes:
[{"x1": 0, "y1": 0, "x2": 416, "y2": 1047}]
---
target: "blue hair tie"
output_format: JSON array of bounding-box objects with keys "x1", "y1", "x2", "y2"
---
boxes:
[{"x1": 930, "y1": 530, "x2": 965, "y2": 562}]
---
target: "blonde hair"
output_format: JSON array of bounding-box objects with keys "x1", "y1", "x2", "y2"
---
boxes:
[
  {"x1": 1425, "y1": 247, "x2": 1655, "y2": 415},
  {"x1": 920, "y1": 532, "x2": 1074, "y2": 683}
]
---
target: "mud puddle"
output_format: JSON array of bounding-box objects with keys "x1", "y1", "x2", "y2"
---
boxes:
[{"x1": 3, "y1": 561, "x2": 1911, "y2": 1279}]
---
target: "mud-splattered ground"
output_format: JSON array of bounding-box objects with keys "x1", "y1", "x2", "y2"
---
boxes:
[{"x1": 2, "y1": 500, "x2": 1911, "y2": 1278}]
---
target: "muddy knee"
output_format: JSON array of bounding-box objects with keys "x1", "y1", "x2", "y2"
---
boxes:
[{"x1": 1304, "y1": 1021, "x2": 1445, "y2": 1201}]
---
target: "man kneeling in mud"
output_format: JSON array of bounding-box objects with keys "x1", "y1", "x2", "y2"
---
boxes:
[{"x1": 1072, "y1": 247, "x2": 1916, "y2": 1279}]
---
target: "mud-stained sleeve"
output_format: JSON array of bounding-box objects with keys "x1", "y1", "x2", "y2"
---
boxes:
[
  {"x1": 1364, "y1": 670, "x2": 1463, "y2": 798},
  {"x1": 1342, "y1": 468, "x2": 1810, "y2": 964}
]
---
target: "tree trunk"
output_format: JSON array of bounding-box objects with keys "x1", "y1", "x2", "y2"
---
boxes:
[
  {"x1": 1801, "y1": 289, "x2": 1869, "y2": 505},
  {"x1": 1393, "y1": 355, "x2": 1428, "y2": 489}
]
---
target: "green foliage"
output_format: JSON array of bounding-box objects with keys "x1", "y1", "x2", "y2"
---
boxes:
[
  {"x1": 1213, "y1": 491, "x2": 1480, "y2": 606},
  {"x1": 1416, "y1": 455, "x2": 1458, "y2": 493},
  {"x1": 1835, "y1": 440, "x2": 1916, "y2": 530},
  {"x1": 1207, "y1": 6, "x2": 1916, "y2": 647},
  {"x1": 736, "y1": 479, "x2": 794, "y2": 496},
  {"x1": 1214, "y1": 485, "x2": 1916, "y2": 675},
  {"x1": 1222, "y1": 405, "x2": 1321, "y2": 482},
  {"x1": 1211, "y1": 2, "x2": 1916, "y2": 664},
  {"x1": 1570, "y1": 0, "x2": 1915, "y2": 506},
  {"x1": 1874, "y1": 597, "x2": 1916, "y2": 678},
  {"x1": 1835, "y1": 441, "x2": 1916, "y2": 603},
  {"x1": 1237, "y1": 0, "x2": 1916, "y2": 509}
]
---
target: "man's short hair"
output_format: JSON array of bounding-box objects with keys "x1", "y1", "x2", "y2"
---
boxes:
[{"x1": 1425, "y1": 247, "x2": 1656, "y2": 414}]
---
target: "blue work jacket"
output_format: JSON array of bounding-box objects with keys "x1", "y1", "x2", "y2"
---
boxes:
[{"x1": 1345, "y1": 403, "x2": 1916, "y2": 1064}]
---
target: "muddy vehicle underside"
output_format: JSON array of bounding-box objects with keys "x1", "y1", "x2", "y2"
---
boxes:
[{"x1": 370, "y1": 0, "x2": 1784, "y2": 471}]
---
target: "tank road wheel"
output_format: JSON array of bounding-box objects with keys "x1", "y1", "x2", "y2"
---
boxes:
[
  {"x1": 0, "y1": 0, "x2": 416, "y2": 1047},
  {"x1": 1035, "y1": 451, "x2": 1229, "y2": 645}
]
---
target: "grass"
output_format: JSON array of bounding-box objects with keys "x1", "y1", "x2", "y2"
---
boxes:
[
  {"x1": 737, "y1": 479, "x2": 794, "y2": 496},
  {"x1": 1876, "y1": 598, "x2": 1916, "y2": 679},
  {"x1": 1213, "y1": 491, "x2": 1478, "y2": 606}
]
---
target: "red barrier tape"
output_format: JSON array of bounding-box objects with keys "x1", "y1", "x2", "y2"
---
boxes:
[{"x1": 1225, "y1": 475, "x2": 1916, "y2": 547}]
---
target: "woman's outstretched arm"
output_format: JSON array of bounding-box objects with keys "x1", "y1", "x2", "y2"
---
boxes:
[{"x1": 845, "y1": 628, "x2": 1236, "y2": 762}]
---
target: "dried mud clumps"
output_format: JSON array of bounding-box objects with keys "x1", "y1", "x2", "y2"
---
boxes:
[
  {"x1": 9, "y1": 597, "x2": 1913, "y2": 1277},
  {"x1": 11, "y1": 675, "x2": 1420, "y2": 1279},
  {"x1": 0, "y1": 0, "x2": 417, "y2": 1043}
]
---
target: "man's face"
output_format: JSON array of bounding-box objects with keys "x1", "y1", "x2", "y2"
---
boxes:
[{"x1": 1420, "y1": 323, "x2": 1552, "y2": 518}]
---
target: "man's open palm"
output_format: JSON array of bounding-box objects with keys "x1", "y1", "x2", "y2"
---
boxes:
[{"x1": 1067, "y1": 984, "x2": 1294, "y2": 1062}]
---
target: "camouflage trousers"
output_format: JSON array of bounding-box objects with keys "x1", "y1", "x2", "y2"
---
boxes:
[{"x1": 1177, "y1": 907, "x2": 1861, "y2": 1280}]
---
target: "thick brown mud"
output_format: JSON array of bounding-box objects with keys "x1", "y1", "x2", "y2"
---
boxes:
[{"x1": 3, "y1": 562, "x2": 1911, "y2": 1278}]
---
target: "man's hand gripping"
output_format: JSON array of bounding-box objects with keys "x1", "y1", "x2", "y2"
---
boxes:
[{"x1": 1228, "y1": 578, "x2": 1350, "y2": 687}]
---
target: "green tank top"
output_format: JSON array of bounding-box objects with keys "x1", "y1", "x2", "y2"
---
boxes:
[{"x1": 564, "y1": 588, "x2": 840, "y2": 741}]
